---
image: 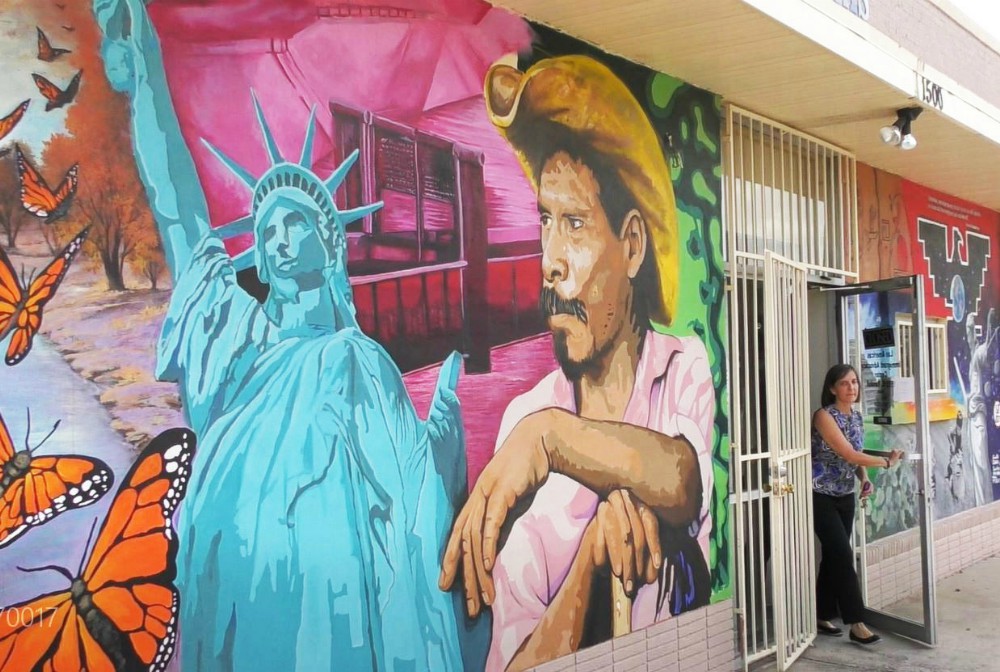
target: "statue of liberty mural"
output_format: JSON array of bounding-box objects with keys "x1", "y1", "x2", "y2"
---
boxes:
[{"x1": 93, "y1": 1, "x2": 482, "y2": 670}]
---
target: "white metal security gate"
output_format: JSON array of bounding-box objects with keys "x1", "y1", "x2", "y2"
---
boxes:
[
  {"x1": 763, "y1": 251, "x2": 815, "y2": 669},
  {"x1": 728, "y1": 248, "x2": 773, "y2": 667},
  {"x1": 724, "y1": 104, "x2": 858, "y2": 671}
]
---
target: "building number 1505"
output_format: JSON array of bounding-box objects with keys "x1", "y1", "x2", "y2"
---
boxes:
[{"x1": 921, "y1": 76, "x2": 945, "y2": 111}]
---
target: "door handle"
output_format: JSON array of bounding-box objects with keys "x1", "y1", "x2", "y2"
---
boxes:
[{"x1": 763, "y1": 482, "x2": 795, "y2": 496}]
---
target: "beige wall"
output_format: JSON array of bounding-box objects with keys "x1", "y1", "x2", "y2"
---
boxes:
[{"x1": 869, "y1": 0, "x2": 1000, "y2": 111}]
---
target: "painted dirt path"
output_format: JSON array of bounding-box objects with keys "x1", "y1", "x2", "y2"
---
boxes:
[{"x1": 0, "y1": 336, "x2": 137, "y2": 607}]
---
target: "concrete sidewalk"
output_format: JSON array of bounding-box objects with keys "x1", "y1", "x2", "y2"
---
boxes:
[{"x1": 790, "y1": 554, "x2": 999, "y2": 672}]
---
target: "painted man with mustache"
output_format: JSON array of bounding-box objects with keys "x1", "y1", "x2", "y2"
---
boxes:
[{"x1": 439, "y1": 55, "x2": 716, "y2": 671}]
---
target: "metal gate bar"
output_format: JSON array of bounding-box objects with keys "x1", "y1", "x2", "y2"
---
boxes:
[{"x1": 724, "y1": 103, "x2": 858, "y2": 671}]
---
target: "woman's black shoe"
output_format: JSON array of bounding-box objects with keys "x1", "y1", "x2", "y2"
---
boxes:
[
  {"x1": 817, "y1": 621, "x2": 843, "y2": 636},
  {"x1": 849, "y1": 630, "x2": 882, "y2": 645}
]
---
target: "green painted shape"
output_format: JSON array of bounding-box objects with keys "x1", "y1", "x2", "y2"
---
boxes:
[
  {"x1": 694, "y1": 106, "x2": 718, "y2": 153},
  {"x1": 650, "y1": 73, "x2": 684, "y2": 111},
  {"x1": 693, "y1": 170, "x2": 717, "y2": 206}
]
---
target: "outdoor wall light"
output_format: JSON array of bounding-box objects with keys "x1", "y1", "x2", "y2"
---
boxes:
[{"x1": 880, "y1": 107, "x2": 922, "y2": 150}]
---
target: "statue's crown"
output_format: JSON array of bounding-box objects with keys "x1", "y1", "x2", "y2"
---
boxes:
[{"x1": 204, "y1": 91, "x2": 382, "y2": 272}]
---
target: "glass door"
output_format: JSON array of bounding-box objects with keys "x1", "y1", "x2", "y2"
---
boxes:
[{"x1": 831, "y1": 274, "x2": 937, "y2": 645}]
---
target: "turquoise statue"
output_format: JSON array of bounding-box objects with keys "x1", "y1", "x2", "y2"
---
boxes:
[{"x1": 93, "y1": 1, "x2": 485, "y2": 669}]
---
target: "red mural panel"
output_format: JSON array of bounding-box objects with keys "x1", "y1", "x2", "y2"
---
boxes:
[{"x1": 904, "y1": 180, "x2": 1000, "y2": 321}]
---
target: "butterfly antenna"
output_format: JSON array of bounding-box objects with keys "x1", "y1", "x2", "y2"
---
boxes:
[
  {"x1": 79, "y1": 517, "x2": 100, "y2": 576},
  {"x1": 17, "y1": 564, "x2": 74, "y2": 583},
  {"x1": 30, "y1": 419, "x2": 61, "y2": 454},
  {"x1": 23, "y1": 407, "x2": 31, "y2": 452}
]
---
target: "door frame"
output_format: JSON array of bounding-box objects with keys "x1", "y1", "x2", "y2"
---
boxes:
[{"x1": 826, "y1": 274, "x2": 938, "y2": 646}]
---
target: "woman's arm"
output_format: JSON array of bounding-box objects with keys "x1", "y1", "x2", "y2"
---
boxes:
[
  {"x1": 813, "y1": 409, "x2": 900, "y2": 469},
  {"x1": 94, "y1": 0, "x2": 213, "y2": 279}
]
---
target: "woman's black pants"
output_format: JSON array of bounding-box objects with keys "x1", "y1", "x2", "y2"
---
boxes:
[{"x1": 813, "y1": 492, "x2": 865, "y2": 624}]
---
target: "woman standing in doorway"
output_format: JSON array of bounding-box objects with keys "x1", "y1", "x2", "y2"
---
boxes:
[{"x1": 812, "y1": 364, "x2": 903, "y2": 645}]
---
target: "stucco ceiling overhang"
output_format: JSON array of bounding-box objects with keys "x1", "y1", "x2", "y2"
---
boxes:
[{"x1": 493, "y1": 0, "x2": 1000, "y2": 211}]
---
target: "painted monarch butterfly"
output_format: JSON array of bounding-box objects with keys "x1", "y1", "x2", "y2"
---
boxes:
[
  {"x1": 0, "y1": 101, "x2": 29, "y2": 144},
  {"x1": 31, "y1": 71, "x2": 81, "y2": 112},
  {"x1": 0, "y1": 409, "x2": 113, "y2": 548},
  {"x1": 0, "y1": 225, "x2": 89, "y2": 366},
  {"x1": 36, "y1": 26, "x2": 71, "y2": 62},
  {"x1": 0, "y1": 427, "x2": 196, "y2": 672},
  {"x1": 15, "y1": 145, "x2": 78, "y2": 221}
]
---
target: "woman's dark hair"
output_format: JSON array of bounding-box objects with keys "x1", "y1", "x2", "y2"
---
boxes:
[{"x1": 820, "y1": 364, "x2": 859, "y2": 407}]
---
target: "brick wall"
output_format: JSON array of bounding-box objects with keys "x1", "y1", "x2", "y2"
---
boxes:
[
  {"x1": 864, "y1": 499, "x2": 1000, "y2": 609},
  {"x1": 868, "y1": 0, "x2": 1000, "y2": 110},
  {"x1": 528, "y1": 601, "x2": 738, "y2": 672}
]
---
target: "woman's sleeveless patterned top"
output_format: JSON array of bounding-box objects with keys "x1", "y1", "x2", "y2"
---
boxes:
[{"x1": 811, "y1": 405, "x2": 864, "y2": 496}]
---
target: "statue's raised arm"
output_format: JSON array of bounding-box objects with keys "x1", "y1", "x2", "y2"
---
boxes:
[{"x1": 93, "y1": 0, "x2": 212, "y2": 279}]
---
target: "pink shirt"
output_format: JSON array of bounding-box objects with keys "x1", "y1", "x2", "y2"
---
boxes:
[{"x1": 486, "y1": 331, "x2": 715, "y2": 671}]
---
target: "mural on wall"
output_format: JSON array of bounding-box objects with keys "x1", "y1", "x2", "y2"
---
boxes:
[
  {"x1": 908, "y1": 180, "x2": 1000, "y2": 508},
  {"x1": 857, "y1": 162, "x2": 912, "y2": 282},
  {"x1": 0, "y1": 1, "x2": 729, "y2": 670},
  {"x1": 856, "y1": 164, "x2": 1000, "y2": 540}
]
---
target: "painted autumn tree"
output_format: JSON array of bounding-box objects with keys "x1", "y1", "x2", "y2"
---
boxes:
[
  {"x1": 135, "y1": 217, "x2": 166, "y2": 290},
  {"x1": 0, "y1": 150, "x2": 29, "y2": 248},
  {"x1": 38, "y1": 1, "x2": 164, "y2": 291}
]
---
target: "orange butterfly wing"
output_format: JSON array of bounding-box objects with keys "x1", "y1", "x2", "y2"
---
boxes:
[
  {"x1": 15, "y1": 145, "x2": 78, "y2": 220},
  {"x1": 0, "y1": 242, "x2": 22, "y2": 358},
  {"x1": 15, "y1": 145, "x2": 54, "y2": 215},
  {"x1": 35, "y1": 27, "x2": 69, "y2": 62},
  {"x1": 0, "y1": 592, "x2": 77, "y2": 672},
  {"x1": 0, "y1": 100, "x2": 29, "y2": 143},
  {"x1": 37, "y1": 27, "x2": 53, "y2": 61},
  {"x1": 0, "y1": 408, "x2": 113, "y2": 547},
  {"x1": 0, "y1": 453, "x2": 114, "y2": 548},
  {"x1": 31, "y1": 74, "x2": 62, "y2": 105},
  {"x1": 81, "y1": 428, "x2": 196, "y2": 670},
  {"x1": 50, "y1": 165, "x2": 78, "y2": 208},
  {"x1": 3, "y1": 226, "x2": 88, "y2": 365},
  {"x1": 31, "y1": 72, "x2": 80, "y2": 111},
  {"x1": 0, "y1": 411, "x2": 14, "y2": 463},
  {"x1": 0, "y1": 428, "x2": 195, "y2": 671},
  {"x1": 0, "y1": 591, "x2": 118, "y2": 672}
]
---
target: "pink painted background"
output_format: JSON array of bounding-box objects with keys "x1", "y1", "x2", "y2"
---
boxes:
[{"x1": 148, "y1": 0, "x2": 558, "y2": 486}]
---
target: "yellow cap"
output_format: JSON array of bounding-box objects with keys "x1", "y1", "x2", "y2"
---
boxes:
[{"x1": 484, "y1": 54, "x2": 679, "y2": 327}]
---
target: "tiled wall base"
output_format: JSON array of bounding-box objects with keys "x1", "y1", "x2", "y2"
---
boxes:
[
  {"x1": 528, "y1": 600, "x2": 737, "y2": 672},
  {"x1": 526, "y1": 502, "x2": 1000, "y2": 671},
  {"x1": 865, "y1": 500, "x2": 1000, "y2": 609}
]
